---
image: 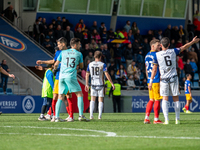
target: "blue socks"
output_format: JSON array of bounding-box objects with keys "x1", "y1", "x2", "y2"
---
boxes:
[
  {"x1": 55, "y1": 99, "x2": 62, "y2": 118},
  {"x1": 78, "y1": 97, "x2": 84, "y2": 116}
]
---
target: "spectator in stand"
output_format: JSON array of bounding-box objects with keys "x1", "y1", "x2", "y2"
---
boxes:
[
  {"x1": 97, "y1": 40, "x2": 102, "y2": 48},
  {"x1": 47, "y1": 24, "x2": 54, "y2": 35},
  {"x1": 51, "y1": 19, "x2": 57, "y2": 30},
  {"x1": 186, "y1": 39, "x2": 198, "y2": 63},
  {"x1": 146, "y1": 30, "x2": 154, "y2": 43},
  {"x1": 132, "y1": 39, "x2": 143, "y2": 63},
  {"x1": 101, "y1": 28, "x2": 108, "y2": 44},
  {"x1": 54, "y1": 25, "x2": 64, "y2": 41},
  {"x1": 56, "y1": 16, "x2": 62, "y2": 26},
  {"x1": 103, "y1": 44, "x2": 111, "y2": 64},
  {"x1": 179, "y1": 25, "x2": 186, "y2": 44},
  {"x1": 193, "y1": 10, "x2": 200, "y2": 21},
  {"x1": 116, "y1": 64, "x2": 127, "y2": 86},
  {"x1": 39, "y1": 18, "x2": 48, "y2": 36},
  {"x1": 114, "y1": 43, "x2": 123, "y2": 68},
  {"x1": 190, "y1": 58, "x2": 198, "y2": 82},
  {"x1": 75, "y1": 19, "x2": 85, "y2": 32},
  {"x1": 127, "y1": 75, "x2": 135, "y2": 90},
  {"x1": 142, "y1": 38, "x2": 150, "y2": 57},
  {"x1": 184, "y1": 59, "x2": 193, "y2": 82},
  {"x1": 108, "y1": 61, "x2": 117, "y2": 74},
  {"x1": 82, "y1": 27, "x2": 91, "y2": 47},
  {"x1": 124, "y1": 43, "x2": 133, "y2": 67},
  {"x1": 33, "y1": 19, "x2": 41, "y2": 42},
  {"x1": 90, "y1": 21, "x2": 100, "y2": 33},
  {"x1": 193, "y1": 18, "x2": 200, "y2": 37},
  {"x1": 38, "y1": 17, "x2": 42, "y2": 24},
  {"x1": 127, "y1": 29, "x2": 135, "y2": 44},
  {"x1": 62, "y1": 17, "x2": 73, "y2": 30},
  {"x1": 91, "y1": 29, "x2": 101, "y2": 44},
  {"x1": 81, "y1": 44, "x2": 91, "y2": 59},
  {"x1": 164, "y1": 24, "x2": 171, "y2": 40},
  {"x1": 171, "y1": 26, "x2": 179, "y2": 43},
  {"x1": 179, "y1": 77, "x2": 186, "y2": 88},
  {"x1": 63, "y1": 26, "x2": 74, "y2": 46},
  {"x1": 89, "y1": 39, "x2": 99, "y2": 50},
  {"x1": 42, "y1": 36, "x2": 54, "y2": 54},
  {"x1": 75, "y1": 27, "x2": 84, "y2": 44},
  {"x1": 114, "y1": 29, "x2": 125, "y2": 39},
  {"x1": 155, "y1": 29, "x2": 163, "y2": 40},
  {"x1": 1, "y1": 5, "x2": 17, "y2": 23},
  {"x1": 140, "y1": 78, "x2": 148, "y2": 90},
  {"x1": 177, "y1": 56, "x2": 184, "y2": 80},
  {"x1": 134, "y1": 74, "x2": 140, "y2": 87},
  {"x1": 175, "y1": 39, "x2": 183, "y2": 48},
  {"x1": 187, "y1": 20, "x2": 196, "y2": 41},
  {"x1": 0, "y1": 59, "x2": 10, "y2": 91},
  {"x1": 131, "y1": 22, "x2": 139, "y2": 35},
  {"x1": 47, "y1": 30, "x2": 56, "y2": 46},
  {"x1": 108, "y1": 28, "x2": 115, "y2": 39},
  {"x1": 99, "y1": 22, "x2": 106, "y2": 34},
  {"x1": 134, "y1": 30, "x2": 143, "y2": 44},
  {"x1": 127, "y1": 61, "x2": 138, "y2": 77},
  {"x1": 84, "y1": 51, "x2": 95, "y2": 68},
  {"x1": 169, "y1": 39, "x2": 176, "y2": 48},
  {"x1": 121, "y1": 28, "x2": 128, "y2": 39},
  {"x1": 124, "y1": 20, "x2": 131, "y2": 33},
  {"x1": 110, "y1": 70, "x2": 116, "y2": 81}
]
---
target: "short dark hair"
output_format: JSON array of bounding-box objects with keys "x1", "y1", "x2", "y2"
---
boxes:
[
  {"x1": 161, "y1": 37, "x2": 170, "y2": 48},
  {"x1": 70, "y1": 38, "x2": 80, "y2": 47},
  {"x1": 94, "y1": 51, "x2": 102, "y2": 59},
  {"x1": 57, "y1": 37, "x2": 67, "y2": 46},
  {"x1": 150, "y1": 39, "x2": 160, "y2": 47},
  {"x1": 186, "y1": 74, "x2": 191, "y2": 78}
]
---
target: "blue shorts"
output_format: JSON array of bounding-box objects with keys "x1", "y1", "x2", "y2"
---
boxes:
[{"x1": 59, "y1": 78, "x2": 81, "y2": 94}]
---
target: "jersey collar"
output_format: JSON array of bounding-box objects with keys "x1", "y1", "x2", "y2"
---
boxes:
[{"x1": 150, "y1": 50, "x2": 156, "y2": 52}]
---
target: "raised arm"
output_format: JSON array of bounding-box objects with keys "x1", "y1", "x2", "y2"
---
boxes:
[
  {"x1": 180, "y1": 36, "x2": 200, "y2": 53},
  {"x1": 36, "y1": 59, "x2": 55, "y2": 65}
]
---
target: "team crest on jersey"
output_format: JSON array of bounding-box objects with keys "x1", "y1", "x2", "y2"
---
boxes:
[{"x1": 0, "y1": 34, "x2": 26, "y2": 51}]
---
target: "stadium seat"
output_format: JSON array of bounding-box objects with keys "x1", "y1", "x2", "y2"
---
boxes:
[
  {"x1": 194, "y1": 73, "x2": 199, "y2": 81},
  {"x1": 6, "y1": 88, "x2": 13, "y2": 95},
  {"x1": 193, "y1": 82, "x2": 199, "y2": 88},
  {"x1": 0, "y1": 88, "x2": 4, "y2": 95}
]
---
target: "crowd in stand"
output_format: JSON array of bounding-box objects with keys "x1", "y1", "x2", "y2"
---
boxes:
[{"x1": 33, "y1": 16, "x2": 200, "y2": 90}]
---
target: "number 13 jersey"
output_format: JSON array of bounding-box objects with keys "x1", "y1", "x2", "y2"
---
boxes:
[
  {"x1": 87, "y1": 61, "x2": 107, "y2": 86},
  {"x1": 153, "y1": 48, "x2": 180, "y2": 80}
]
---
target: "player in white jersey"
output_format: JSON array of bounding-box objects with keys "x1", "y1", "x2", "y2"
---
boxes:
[
  {"x1": 149, "y1": 36, "x2": 200, "y2": 124},
  {"x1": 85, "y1": 51, "x2": 115, "y2": 119}
]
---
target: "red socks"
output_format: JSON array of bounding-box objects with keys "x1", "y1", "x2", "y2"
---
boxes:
[
  {"x1": 185, "y1": 105, "x2": 189, "y2": 110},
  {"x1": 66, "y1": 106, "x2": 70, "y2": 115},
  {"x1": 67, "y1": 98, "x2": 73, "y2": 118},
  {"x1": 154, "y1": 101, "x2": 160, "y2": 118},
  {"x1": 47, "y1": 107, "x2": 51, "y2": 116},
  {"x1": 145, "y1": 100, "x2": 154, "y2": 117},
  {"x1": 52, "y1": 99, "x2": 57, "y2": 116}
]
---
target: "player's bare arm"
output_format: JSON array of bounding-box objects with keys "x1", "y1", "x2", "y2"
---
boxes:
[
  {"x1": 0, "y1": 66, "x2": 15, "y2": 79},
  {"x1": 36, "y1": 59, "x2": 55, "y2": 65},
  {"x1": 180, "y1": 36, "x2": 200, "y2": 53},
  {"x1": 85, "y1": 72, "x2": 90, "y2": 92},
  {"x1": 104, "y1": 71, "x2": 115, "y2": 90},
  {"x1": 148, "y1": 64, "x2": 158, "y2": 90},
  {"x1": 54, "y1": 60, "x2": 60, "y2": 70},
  {"x1": 188, "y1": 85, "x2": 192, "y2": 97},
  {"x1": 79, "y1": 62, "x2": 84, "y2": 69}
]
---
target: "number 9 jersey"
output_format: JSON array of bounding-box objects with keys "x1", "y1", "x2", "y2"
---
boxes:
[
  {"x1": 145, "y1": 50, "x2": 160, "y2": 84},
  {"x1": 87, "y1": 61, "x2": 107, "y2": 86}
]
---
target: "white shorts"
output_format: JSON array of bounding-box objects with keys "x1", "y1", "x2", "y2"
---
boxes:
[
  {"x1": 91, "y1": 86, "x2": 104, "y2": 97},
  {"x1": 160, "y1": 76, "x2": 180, "y2": 96}
]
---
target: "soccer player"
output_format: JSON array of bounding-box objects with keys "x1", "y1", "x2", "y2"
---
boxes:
[
  {"x1": 182, "y1": 74, "x2": 193, "y2": 113},
  {"x1": 144, "y1": 39, "x2": 163, "y2": 124},
  {"x1": 149, "y1": 36, "x2": 200, "y2": 124},
  {"x1": 85, "y1": 51, "x2": 115, "y2": 119},
  {"x1": 36, "y1": 37, "x2": 71, "y2": 122},
  {"x1": 54, "y1": 38, "x2": 89, "y2": 122}
]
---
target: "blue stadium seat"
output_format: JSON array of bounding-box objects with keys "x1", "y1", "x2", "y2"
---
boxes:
[
  {"x1": 6, "y1": 88, "x2": 13, "y2": 95},
  {"x1": 140, "y1": 72, "x2": 144, "y2": 80},
  {"x1": 0, "y1": 88, "x2": 4, "y2": 95},
  {"x1": 194, "y1": 73, "x2": 199, "y2": 81},
  {"x1": 193, "y1": 82, "x2": 199, "y2": 88}
]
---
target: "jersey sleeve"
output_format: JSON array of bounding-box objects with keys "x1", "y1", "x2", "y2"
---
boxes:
[
  {"x1": 46, "y1": 70, "x2": 54, "y2": 90},
  {"x1": 54, "y1": 51, "x2": 59, "y2": 61},
  {"x1": 174, "y1": 48, "x2": 181, "y2": 55},
  {"x1": 103, "y1": 63, "x2": 107, "y2": 72},
  {"x1": 79, "y1": 53, "x2": 83, "y2": 64},
  {"x1": 57, "y1": 52, "x2": 62, "y2": 62},
  {"x1": 152, "y1": 54, "x2": 158, "y2": 65},
  {"x1": 86, "y1": 64, "x2": 90, "y2": 73}
]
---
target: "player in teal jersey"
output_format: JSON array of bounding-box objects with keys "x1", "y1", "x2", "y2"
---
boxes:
[{"x1": 54, "y1": 38, "x2": 90, "y2": 122}]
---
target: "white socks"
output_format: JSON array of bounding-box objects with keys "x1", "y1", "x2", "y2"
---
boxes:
[
  {"x1": 99, "y1": 102, "x2": 103, "y2": 118},
  {"x1": 90, "y1": 101, "x2": 95, "y2": 117},
  {"x1": 174, "y1": 101, "x2": 180, "y2": 121},
  {"x1": 162, "y1": 100, "x2": 169, "y2": 122}
]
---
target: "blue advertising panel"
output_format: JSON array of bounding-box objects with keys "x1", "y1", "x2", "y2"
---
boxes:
[
  {"x1": 132, "y1": 96, "x2": 200, "y2": 112},
  {"x1": 0, "y1": 95, "x2": 44, "y2": 113},
  {"x1": 0, "y1": 17, "x2": 52, "y2": 66}
]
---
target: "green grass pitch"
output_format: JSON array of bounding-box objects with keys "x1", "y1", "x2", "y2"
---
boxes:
[{"x1": 0, "y1": 113, "x2": 200, "y2": 150}]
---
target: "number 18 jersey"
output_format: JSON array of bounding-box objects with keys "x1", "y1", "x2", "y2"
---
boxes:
[
  {"x1": 87, "y1": 61, "x2": 107, "y2": 86},
  {"x1": 145, "y1": 50, "x2": 160, "y2": 83},
  {"x1": 153, "y1": 48, "x2": 180, "y2": 80}
]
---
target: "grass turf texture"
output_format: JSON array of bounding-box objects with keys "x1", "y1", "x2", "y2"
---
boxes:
[{"x1": 0, "y1": 113, "x2": 200, "y2": 150}]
